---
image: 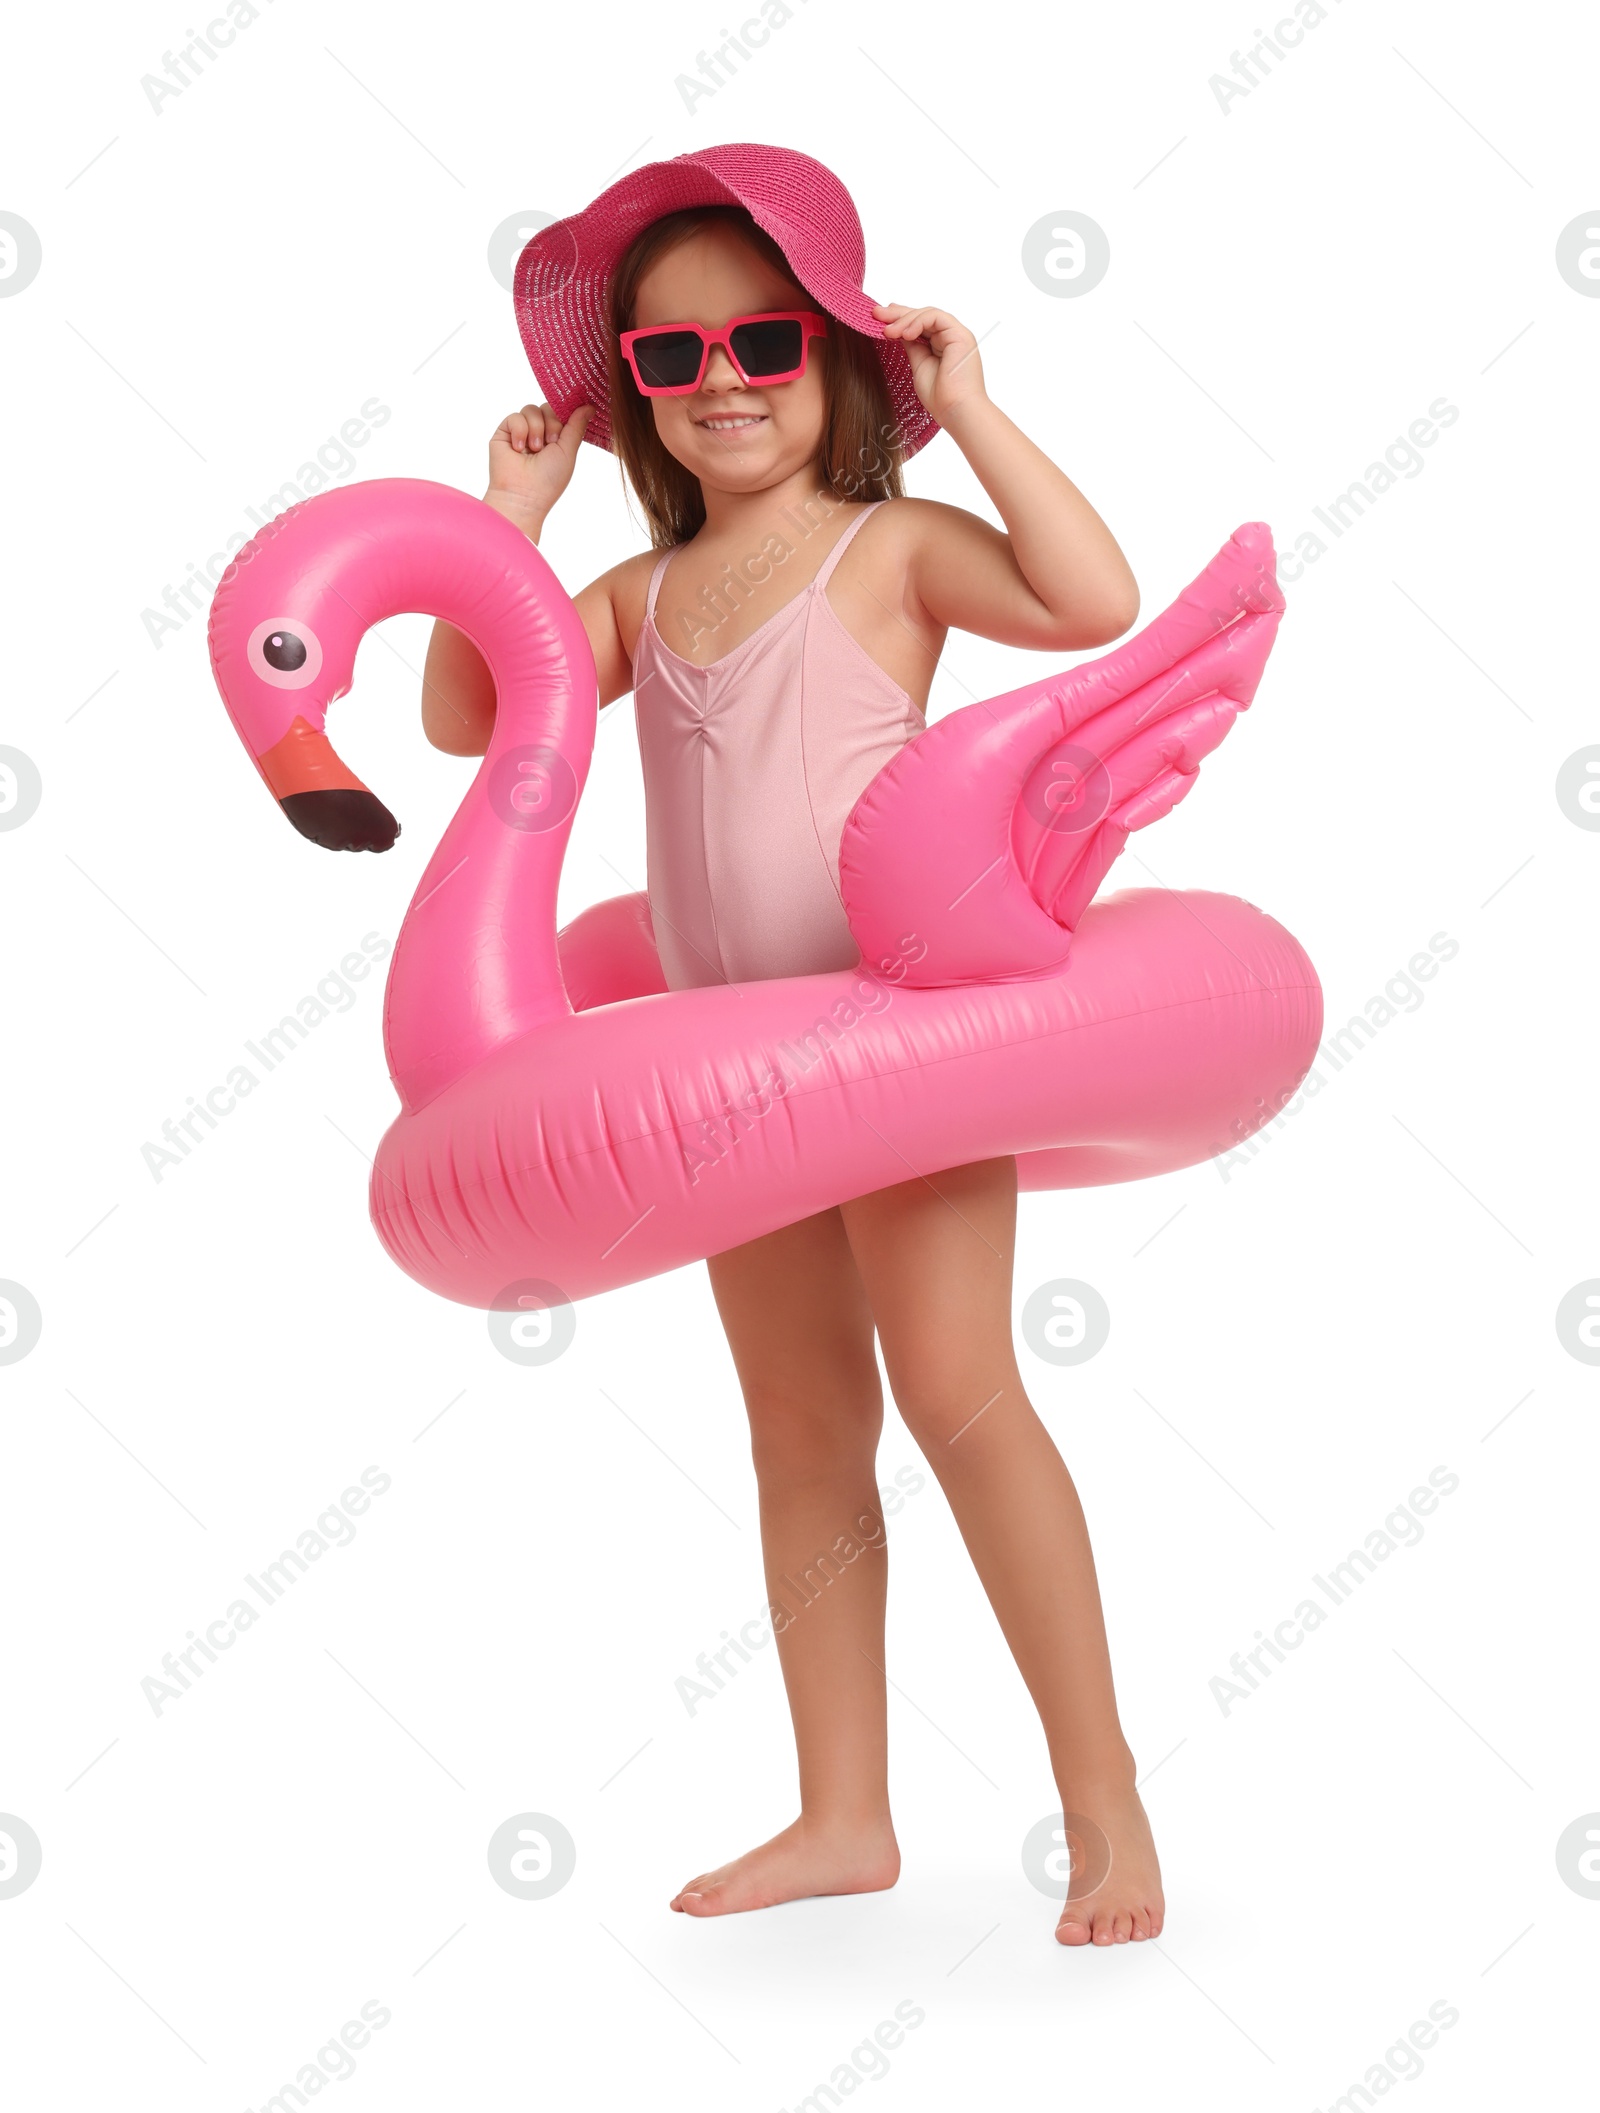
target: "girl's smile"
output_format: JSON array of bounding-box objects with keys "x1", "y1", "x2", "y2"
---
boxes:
[{"x1": 692, "y1": 411, "x2": 769, "y2": 431}]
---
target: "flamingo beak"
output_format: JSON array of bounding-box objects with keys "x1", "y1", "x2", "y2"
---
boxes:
[{"x1": 252, "y1": 713, "x2": 400, "y2": 853}]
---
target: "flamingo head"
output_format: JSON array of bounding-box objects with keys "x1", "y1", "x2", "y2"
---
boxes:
[{"x1": 207, "y1": 496, "x2": 400, "y2": 853}]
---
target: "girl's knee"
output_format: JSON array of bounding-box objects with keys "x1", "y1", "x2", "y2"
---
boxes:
[
  {"x1": 744, "y1": 1379, "x2": 883, "y2": 1473},
  {"x1": 888, "y1": 1362, "x2": 1020, "y2": 1451}
]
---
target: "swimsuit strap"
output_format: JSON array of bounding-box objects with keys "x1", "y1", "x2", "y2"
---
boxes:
[
  {"x1": 634, "y1": 544, "x2": 680, "y2": 673},
  {"x1": 813, "y1": 501, "x2": 887, "y2": 591},
  {"x1": 644, "y1": 544, "x2": 677, "y2": 621}
]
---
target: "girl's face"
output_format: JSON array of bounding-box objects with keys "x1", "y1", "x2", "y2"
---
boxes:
[{"x1": 631, "y1": 223, "x2": 828, "y2": 497}]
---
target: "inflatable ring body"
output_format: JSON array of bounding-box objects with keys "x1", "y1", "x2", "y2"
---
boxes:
[{"x1": 208, "y1": 481, "x2": 1321, "y2": 1307}]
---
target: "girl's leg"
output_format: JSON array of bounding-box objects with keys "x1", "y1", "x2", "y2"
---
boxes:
[
  {"x1": 669, "y1": 1205, "x2": 902, "y2": 1916},
  {"x1": 839, "y1": 1156, "x2": 1164, "y2": 1947}
]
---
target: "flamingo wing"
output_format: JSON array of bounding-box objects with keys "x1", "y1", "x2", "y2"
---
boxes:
[{"x1": 838, "y1": 523, "x2": 1285, "y2": 987}]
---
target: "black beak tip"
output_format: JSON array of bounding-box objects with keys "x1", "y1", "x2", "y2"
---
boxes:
[{"x1": 279, "y1": 789, "x2": 401, "y2": 854}]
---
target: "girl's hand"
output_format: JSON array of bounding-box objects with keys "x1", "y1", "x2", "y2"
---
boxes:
[
  {"x1": 485, "y1": 402, "x2": 593, "y2": 530},
  {"x1": 872, "y1": 304, "x2": 987, "y2": 426}
]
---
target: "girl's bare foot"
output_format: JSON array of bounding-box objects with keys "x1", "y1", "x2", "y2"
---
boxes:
[
  {"x1": 670, "y1": 1814, "x2": 901, "y2": 1916},
  {"x1": 1053, "y1": 1778, "x2": 1165, "y2": 1947}
]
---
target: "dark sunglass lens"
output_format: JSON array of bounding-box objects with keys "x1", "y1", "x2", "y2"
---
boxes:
[
  {"x1": 729, "y1": 318, "x2": 804, "y2": 377},
  {"x1": 633, "y1": 329, "x2": 703, "y2": 388}
]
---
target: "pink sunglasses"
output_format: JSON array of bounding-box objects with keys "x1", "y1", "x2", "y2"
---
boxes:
[{"x1": 620, "y1": 309, "x2": 829, "y2": 396}]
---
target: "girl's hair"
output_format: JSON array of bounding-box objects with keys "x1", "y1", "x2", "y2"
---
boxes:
[{"x1": 603, "y1": 204, "x2": 906, "y2": 549}]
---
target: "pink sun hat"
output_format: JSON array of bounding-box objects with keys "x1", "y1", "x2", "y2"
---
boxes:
[{"x1": 512, "y1": 143, "x2": 938, "y2": 462}]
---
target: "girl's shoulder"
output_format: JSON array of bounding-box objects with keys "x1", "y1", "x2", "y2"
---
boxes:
[
  {"x1": 833, "y1": 495, "x2": 992, "y2": 592},
  {"x1": 571, "y1": 546, "x2": 668, "y2": 706},
  {"x1": 848, "y1": 493, "x2": 982, "y2": 562},
  {"x1": 603, "y1": 545, "x2": 672, "y2": 665},
  {"x1": 866, "y1": 493, "x2": 976, "y2": 536}
]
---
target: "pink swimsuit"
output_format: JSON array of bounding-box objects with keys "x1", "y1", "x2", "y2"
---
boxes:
[{"x1": 631, "y1": 501, "x2": 925, "y2": 990}]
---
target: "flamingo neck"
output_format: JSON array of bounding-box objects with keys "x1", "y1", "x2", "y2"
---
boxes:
[{"x1": 342, "y1": 484, "x2": 597, "y2": 1111}]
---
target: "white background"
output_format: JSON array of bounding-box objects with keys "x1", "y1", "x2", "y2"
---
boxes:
[{"x1": 2, "y1": 0, "x2": 1596, "y2": 2104}]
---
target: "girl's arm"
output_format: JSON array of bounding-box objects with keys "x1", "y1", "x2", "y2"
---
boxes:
[
  {"x1": 421, "y1": 403, "x2": 639, "y2": 756},
  {"x1": 874, "y1": 303, "x2": 1140, "y2": 652}
]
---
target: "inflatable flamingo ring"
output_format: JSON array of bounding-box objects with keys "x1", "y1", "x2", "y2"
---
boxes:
[{"x1": 208, "y1": 480, "x2": 1321, "y2": 1312}]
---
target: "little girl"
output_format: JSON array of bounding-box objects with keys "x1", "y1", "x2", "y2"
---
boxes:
[{"x1": 422, "y1": 145, "x2": 1161, "y2": 1947}]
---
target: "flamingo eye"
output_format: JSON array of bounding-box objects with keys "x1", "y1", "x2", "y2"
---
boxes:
[
  {"x1": 264, "y1": 630, "x2": 306, "y2": 671},
  {"x1": 248, "y1": 617, "x2": 324, "y2": 689}
]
